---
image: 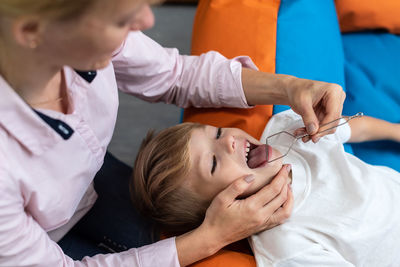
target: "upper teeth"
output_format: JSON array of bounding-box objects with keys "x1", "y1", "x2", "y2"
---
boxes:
[{"x1": 245, "y1": 141, "x2": 250, "y2": 161}]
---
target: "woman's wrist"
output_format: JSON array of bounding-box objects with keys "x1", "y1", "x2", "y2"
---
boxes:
[
  {"x1": 390, "y1": 123, "x2": 400, "y2": 143},
  {"x1": 175, "y1": 224, "x2": 223, "y2": 267},
  {"x1": 241, "y1": 68, "x2": 292, "y2": 106}
]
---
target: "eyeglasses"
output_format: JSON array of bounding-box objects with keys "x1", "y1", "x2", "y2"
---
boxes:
[{"x1": 265, "y1": 112, "x2": 364, "y2": 163}]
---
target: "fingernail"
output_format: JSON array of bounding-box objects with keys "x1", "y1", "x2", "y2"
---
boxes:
[
  {"x1": 245, "y1": 174, "x2": 255, "y2": 183},
  {"x1": 313, "y1": 136, "x2": 320, "y2": 143},
  {"x1": 306, "y1": 123, "x2": 316, "y2": 134},
  {"x1": 286, "y1": 164, "x2": 291, "y2": 173}
]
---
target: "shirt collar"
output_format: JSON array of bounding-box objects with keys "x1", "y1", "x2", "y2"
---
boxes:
[
  {"x1": 0, "y1": 74, "x2": 63, "y2": 156},
  {"x1": 0, "y1": 68, "x2": 98, "y2": 155}
]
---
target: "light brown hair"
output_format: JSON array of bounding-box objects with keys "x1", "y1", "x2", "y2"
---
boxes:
[
  {"x1": 131, "y1": 122, "x2": 210, "y2": 236},
  {"x1": 0, "y1": 0, "x2": 97, "y2": 21},
  {"x1": 0, "y1": 0, "x2": 164, "y2": 21}
]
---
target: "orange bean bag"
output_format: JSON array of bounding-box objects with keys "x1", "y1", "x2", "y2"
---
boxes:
[
  {"x1": 184, "y1": 0, "x2": 280, "y2": 266},
  {"x1": 335, "y1": 0, "x2": 400, "y2": 34},
  {"x1": 183, "y1": 0, "x2": 280, "y2": 139},
  {"x1": 190, "y1": 250, "x2": 256, "y2": 267}
]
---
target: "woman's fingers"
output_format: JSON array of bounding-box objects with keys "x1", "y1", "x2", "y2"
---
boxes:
[
  {"x1": 299, "y1": 101, "x2": 320, "y2": 136},
  {"x1": 320, "y1": 88, "x2": 346, "y2": 126},
  {"x1": 245, "y1": 182, "x2": 290, "y2": 234},
  {"x1": 293, "y1": 127, "x2": 311, "y2": 142},
  {"x1": 248, "y1": 165, "x2": 291, "y2": 207},
  {"x1": 293, "y1": 127, "x2": 307, "y2": 137},
  {"x1": 310, "y1": 84, "x2": 345, "y2": 134},
  {"x1": 261, "y1": 183, "x2": 294, "y2": 230},
  {"x1": 310, "y1": 85, "x2": 346, "y2": 142},
  {"x1": 210, "y1": 174, "x2": 254, "y2": 210},
  {"x1": 201, "y1": 168, "x2": 293, "y2": 249},
  {"x1": 202, "y1": 174, "x2": 263, "y2": 247},
  {"x1": 256, "y1": 182, "x2": 288, "y2": 227},
  {"x1": 244, "y1": 165, "x2": 293, "y2": 232},
  {"x1": 287, "y1": 77, "x2": 346, "y2": 142},
  {"x1": 295, "y1": 82, "x2": 346, "y2": 143}
]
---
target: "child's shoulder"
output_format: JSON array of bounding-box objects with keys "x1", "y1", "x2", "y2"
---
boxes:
[
  {"x1": 270, "y1": 109, "x2": 303, "y2": 127},
  {"x1": 260, "y1": 110, "x2": 303, "y2": 141}
]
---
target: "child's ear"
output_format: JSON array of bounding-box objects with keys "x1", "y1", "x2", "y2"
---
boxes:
[{"x1": 11, "y1": 15, "x2": 44, "y2": 49}]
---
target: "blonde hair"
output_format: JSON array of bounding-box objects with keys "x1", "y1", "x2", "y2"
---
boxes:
[
  {"x1": 0, "y1": 0, "x2": 96, "y2": 20},
  {"x1": 131, "y1": 123, "x2": 210, "y2": 236}
]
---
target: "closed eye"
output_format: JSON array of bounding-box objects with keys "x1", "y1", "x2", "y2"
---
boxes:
[
  {"x1": 211, "y1": 128, "x2": 221, "y2": 174},
  {"x1": 216, "y1": 127, "x2": 222, "y2": 139},
  {"x1": 211, "y1": 155, "x2": 217, "y2": 174}
]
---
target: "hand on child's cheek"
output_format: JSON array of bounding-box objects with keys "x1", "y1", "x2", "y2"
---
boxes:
[{"x1": 199, "y1": 164, "x2": 293, "y2": 249}]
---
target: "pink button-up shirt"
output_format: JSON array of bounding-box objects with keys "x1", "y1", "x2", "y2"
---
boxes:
[{"x1": 0, "y1": 31, "x2": 256, "y2": 266}]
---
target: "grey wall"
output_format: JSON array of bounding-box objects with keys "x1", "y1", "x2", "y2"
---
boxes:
[{"x1": 107, "y1": 5, "x2": 197, "y2": 165}]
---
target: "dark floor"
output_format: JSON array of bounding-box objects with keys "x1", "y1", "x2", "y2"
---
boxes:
[{"x1": 108, "y1": 4, "x2": 197, "y2": 165}]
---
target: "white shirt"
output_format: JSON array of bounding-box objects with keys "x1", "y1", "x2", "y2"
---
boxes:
[{"x1": 251, "y1": 110, "x2": 400, "y2": 266}]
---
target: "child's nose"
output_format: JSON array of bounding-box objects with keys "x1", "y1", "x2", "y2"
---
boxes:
[{"x1": 221, "y1": 135, "x2": 235, "y2": 154}]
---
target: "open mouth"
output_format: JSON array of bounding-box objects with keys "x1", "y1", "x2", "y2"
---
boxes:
[{"x1": 245, "y1": 141, "x2": 271, "y2": 169}]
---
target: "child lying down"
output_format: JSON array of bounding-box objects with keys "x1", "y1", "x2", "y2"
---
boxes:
[{"x1": 131, "y1": 110, "x2": 400, "y2": 266}]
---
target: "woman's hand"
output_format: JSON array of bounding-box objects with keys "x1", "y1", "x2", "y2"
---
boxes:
[
  {"x1": 283, "y1": 76, "x2": 346, "y2": 142},
  {"x1": 242, "y1": 68, "x2": 346, "y2": 142},
  {"x1": 176, "y1": 165, "x2": 293, "y2": 266}
]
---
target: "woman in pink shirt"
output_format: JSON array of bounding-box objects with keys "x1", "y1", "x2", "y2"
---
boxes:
[{"x1": 0, "y1": 0, "x2": 345, "y2": 266}]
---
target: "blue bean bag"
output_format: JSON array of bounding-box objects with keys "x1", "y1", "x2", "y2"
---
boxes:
[
  {"x1": 342, "y1": 32, "x2": 400, "y2": 172},
  {"x1": 273, "y1": 0, "x2": 400, "y2": 170},
  {"x1": 273, "y1": 0, "x2": 353, "y2": 154}
]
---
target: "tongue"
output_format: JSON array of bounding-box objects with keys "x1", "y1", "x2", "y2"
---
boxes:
[{"x1": 247, "y1": 144, "x2": 268, "y2": 168}]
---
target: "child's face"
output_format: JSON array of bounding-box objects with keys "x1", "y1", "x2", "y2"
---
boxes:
[{"x1": 186, "y1": 125, "x2": 283, "y2": 201}]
